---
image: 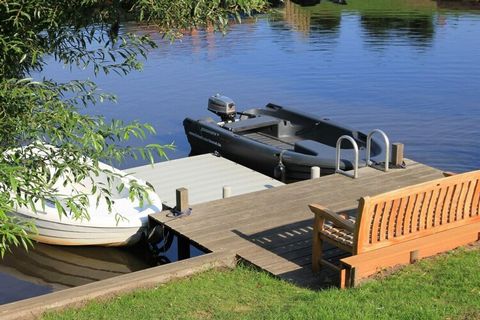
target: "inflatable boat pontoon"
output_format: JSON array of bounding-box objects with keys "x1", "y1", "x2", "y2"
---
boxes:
[{"x1": 183, "y1": 95, "x2": 384, "y2": 181}]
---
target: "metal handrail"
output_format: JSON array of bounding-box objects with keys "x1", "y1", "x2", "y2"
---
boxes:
[
  {"x1": 336, "y1": 135, "x2": 359, "y2": 179},
  {"x1": 366, "y1": 129, "x2": 390, "y2": 172}
]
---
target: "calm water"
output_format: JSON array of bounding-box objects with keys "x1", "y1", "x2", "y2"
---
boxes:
[
  {"x1": 0, "y1": 242, "x2": 153, "y2": 304},
  {"x1": 2, "y1": 0, "x2": 480, "y2": 304},
  {"x1": 45, "y1": 0, "x2": 478, "y2": 172}
]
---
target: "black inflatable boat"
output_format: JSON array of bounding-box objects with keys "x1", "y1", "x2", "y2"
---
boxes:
[{"x1": 183, "y1": 95, "x2": 383, "y2": 181}]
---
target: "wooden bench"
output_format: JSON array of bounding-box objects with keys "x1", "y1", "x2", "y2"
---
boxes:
[{"x1": 309, "y1": 170, "x2": 480, "y2": 288}]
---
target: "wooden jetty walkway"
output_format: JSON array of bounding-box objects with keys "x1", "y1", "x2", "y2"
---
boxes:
[{"x1": 151, "y1": 159, "x2": 444, "y2": 288}]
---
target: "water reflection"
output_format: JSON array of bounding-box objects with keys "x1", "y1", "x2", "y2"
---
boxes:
[
  {"x1": 436, "y1": 0, "x2": 480, "y2": 10},
  {"x1": 282, "y1": 0, "x2": 437, "y2": 47},
  {"x1": 0, "y1": 243, "x2": 154, "y2": 304},
  {"x1": 107, "y1": 1, "x2": 479, "y2": 173},
  {"x1": 360, "y1": 14, "x2": 435, "y2": 48},
  {"x1": 283, "y1": 0, "x2": 341, "y2": 36}
]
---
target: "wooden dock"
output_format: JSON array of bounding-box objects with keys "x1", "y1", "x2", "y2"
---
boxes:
[{"x1": 151, "y1": 159, "x2": 444, "y2": 288}]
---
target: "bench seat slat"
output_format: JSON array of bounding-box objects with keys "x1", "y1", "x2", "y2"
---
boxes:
[{"x1": 322, "y1": 224, "x2": 354, "y2": 247}]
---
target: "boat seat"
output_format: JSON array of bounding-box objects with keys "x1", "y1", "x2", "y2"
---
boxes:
[
  {"x1": 294, "y1": 140, "x2": 337, "y2": 156},
  {"x1": 223, "y1": 115, "x2": 280, "y2": 133},
  {"x1": 295, "y1": 140, "x2": 366, "y2": 167}
]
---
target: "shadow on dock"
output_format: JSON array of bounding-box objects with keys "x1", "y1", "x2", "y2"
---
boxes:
[{"x1": 232, "y1": 217, "x2": 354, "y2": 289}]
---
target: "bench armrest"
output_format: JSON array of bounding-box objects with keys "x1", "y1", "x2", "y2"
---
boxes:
[{"x1": 309, "y1": 204, "x2": 355, "y2": 232}]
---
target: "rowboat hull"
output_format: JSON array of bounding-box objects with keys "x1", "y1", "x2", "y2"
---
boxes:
[{"x1": 184, "y1": 103, "x2": 382, "y2": 181}]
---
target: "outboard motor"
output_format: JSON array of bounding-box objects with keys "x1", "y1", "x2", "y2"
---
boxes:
[{"x1": 208, "y1": 94, "x2": 236, "y2": 123}]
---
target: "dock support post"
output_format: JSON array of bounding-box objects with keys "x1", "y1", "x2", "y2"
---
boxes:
[
  {"x1": 176, "y1": 187, "x2": 189, "y2": 212},
  {"x1": 348, "y1": 267, "x2": 357, "y2": 288},
  {"x1": 175, "y1": 187, "x2": 191, "y2": 259},
  {"x1": 392, "y1": 143, "x2": 404, "y2": 166},
  {"x1": 223, "y1": 186, "x2": 232, "y2": 198},
  {"x1": 311, "y1": 166, "x2": 320, "y2": 179}
]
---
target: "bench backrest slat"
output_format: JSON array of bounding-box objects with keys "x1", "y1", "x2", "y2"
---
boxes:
[
  {"x1": 469, "y1": 180, "x2": 478, "y2": 215},
  {"x1": 354, "y1": 170, "x2": 480, "y2": 254}
]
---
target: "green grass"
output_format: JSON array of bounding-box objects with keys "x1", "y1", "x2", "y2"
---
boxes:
[{"x1": 44, "y1": 246, "x2": 480, "y2": 320}]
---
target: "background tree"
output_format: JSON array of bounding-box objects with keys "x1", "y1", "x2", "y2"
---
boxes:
[{"x1": 0, "y1": 0, "x2": 268, "y2": 256}]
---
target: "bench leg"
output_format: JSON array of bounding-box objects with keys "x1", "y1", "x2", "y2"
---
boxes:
[
  {"x1": 347, "y1": 267, "x2": 357, "y2": 288},
  {"x1": 340, "y1": 268, "x2": 347, "y2": 289},
  {"x1": 312, "y1": 215, "x2": 323, "y2": 273}
]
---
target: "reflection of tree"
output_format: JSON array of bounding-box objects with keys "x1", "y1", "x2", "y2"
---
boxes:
[
  {"x1": 124, "y1": 17, "x2": 258, "y2": 58},
  {"x1": 283, "y1": 0, "x2": 341, "y2": 36},
  {"x1": 435, "y1": 0, "x2": 480, "y2": 10},
  {"x1": 360, "y1": 14, "x2": 435, "y2": 47},
  {"x1": 285, "y1": 0, "x2": 439, "y2": 48},
  {"x1": 310, "y1": 11, "x2": 341, "y2": 33}
]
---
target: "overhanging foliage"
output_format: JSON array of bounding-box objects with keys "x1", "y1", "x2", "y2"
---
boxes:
[{"x1": 0, "y1": 0, "x2": 268, "y2": 256}]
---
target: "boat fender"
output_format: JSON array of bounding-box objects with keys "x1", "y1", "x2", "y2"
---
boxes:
[{"x1": 274, "y1": 150, "x2": 287, "y2": 182}]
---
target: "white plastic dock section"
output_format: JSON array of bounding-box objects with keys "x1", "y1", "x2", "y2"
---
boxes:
[{"x1": 125, "y1": 154, "x2": 284, "y2": 208}]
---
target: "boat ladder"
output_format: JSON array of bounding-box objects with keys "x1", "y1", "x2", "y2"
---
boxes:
[
  {"x1": 335, "y1": 135, "x2": 359, "y2": 179},
  {"x1": 366, "y1": 129, "x2": 390, "y2": 172},
  {"x1": 335, "y1": 129, "x2": 390, "y2": 179}
]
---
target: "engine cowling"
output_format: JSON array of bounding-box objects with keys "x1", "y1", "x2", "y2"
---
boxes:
[{"x1": 208, "y1": 94, "x2": 236, "y2": 122}]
